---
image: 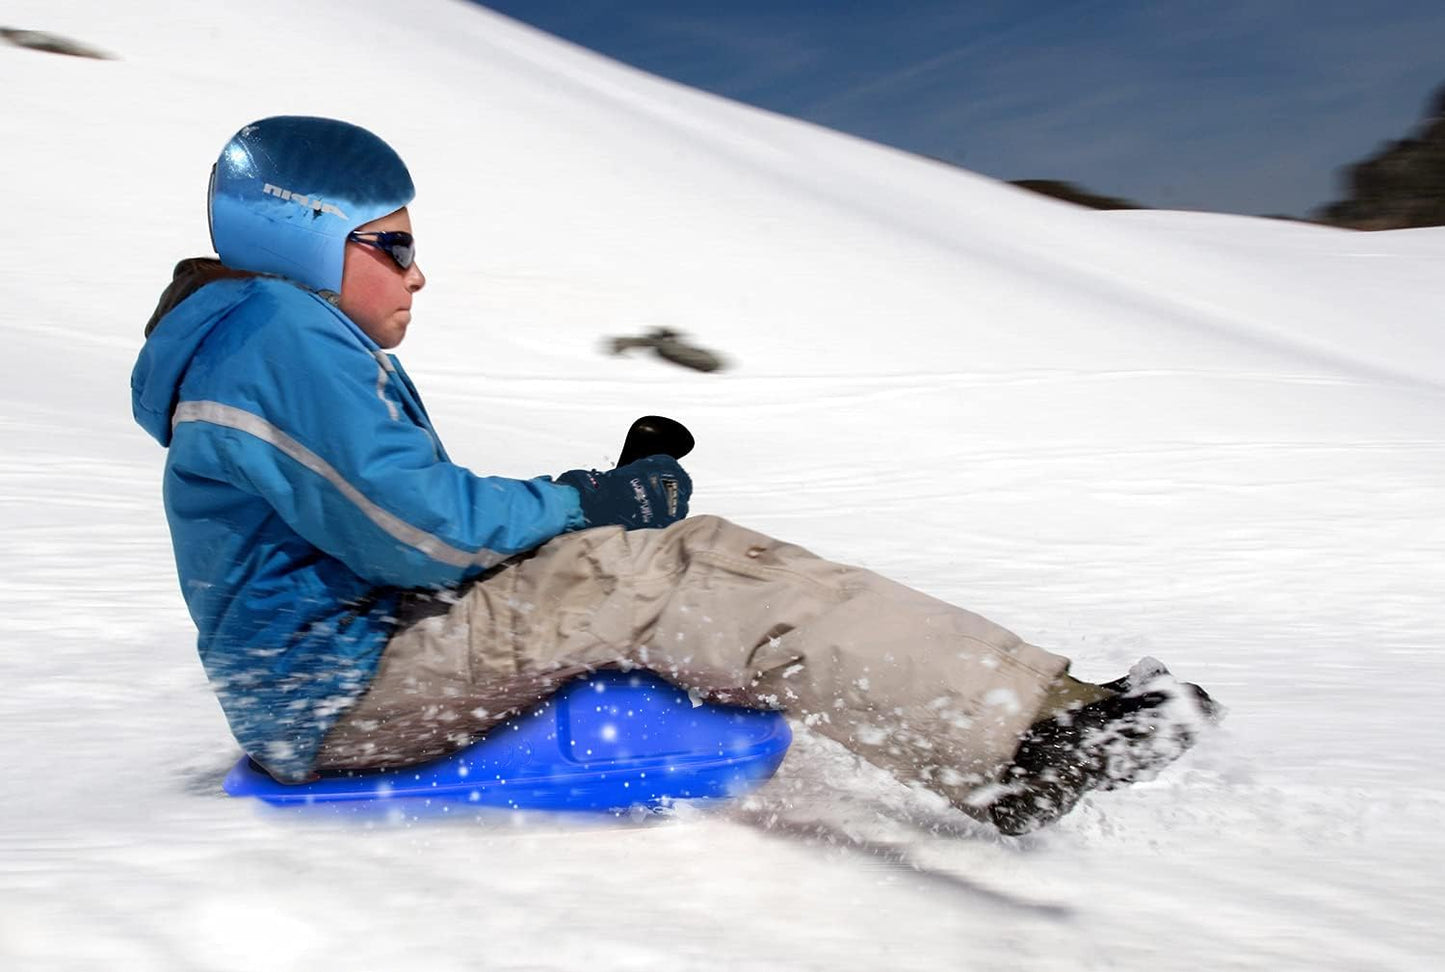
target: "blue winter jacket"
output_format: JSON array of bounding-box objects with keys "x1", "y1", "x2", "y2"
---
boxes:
[{"x1": 131, "y1": 261, "x2": 584, "y2": 781}]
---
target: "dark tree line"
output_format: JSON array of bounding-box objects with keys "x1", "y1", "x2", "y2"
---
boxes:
[
  {"x1": 1314, "y1": 81, "x2": 1445, "y2": 230},
  {"x1": 1008, "y1": 82, "x2": 1445, "y2": 229}
]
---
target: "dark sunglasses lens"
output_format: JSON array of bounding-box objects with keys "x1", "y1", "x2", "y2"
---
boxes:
[
  {"x1": 351, "y1": 231, "x2": 415, "y2": 270},
  {"x1": 385, "y1": 237, "x2": 415, "y2": 270}
]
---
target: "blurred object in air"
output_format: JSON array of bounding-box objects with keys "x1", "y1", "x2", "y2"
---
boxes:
[
  {"x1": 607, "y1": 327, "x2": 727, "y2": 373},
  {"x1": 1, "y1": 28, "x2": 115, "y2": 59}
]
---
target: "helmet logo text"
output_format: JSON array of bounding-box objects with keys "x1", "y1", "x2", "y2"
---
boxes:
[{"x1": 262, "y1": 183, "x2": 348, "y2": 220}]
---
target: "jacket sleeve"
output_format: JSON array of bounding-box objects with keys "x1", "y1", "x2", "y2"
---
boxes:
[{"x1": 179, "y1": 290, "x2": 584, "y2": 589}]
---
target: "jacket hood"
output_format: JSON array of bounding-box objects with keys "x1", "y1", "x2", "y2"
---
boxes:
[
  {"x1": 131, "y1": 259, "x2": 267, "y2": 447},
  {"x1": 143, "y1": 258, "x2": 262, "y2": 338}
]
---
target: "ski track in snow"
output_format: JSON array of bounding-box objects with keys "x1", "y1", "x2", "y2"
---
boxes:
[{"x1": 3, "y1": 1, "x2": 1444, "y2": 969}]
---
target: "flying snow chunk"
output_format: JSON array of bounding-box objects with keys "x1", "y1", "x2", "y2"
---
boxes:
[{"x1": 984, "y1": 688, "x2": 1022, "y2": 714}]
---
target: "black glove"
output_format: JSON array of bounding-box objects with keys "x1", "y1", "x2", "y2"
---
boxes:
[{"x1": 556, "y1": 455, "x2": 692, "y2": 531}]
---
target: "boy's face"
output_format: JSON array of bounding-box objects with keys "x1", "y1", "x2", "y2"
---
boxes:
[{"x1": 338, "y1": 207, "x2": 426, "y2": 349}]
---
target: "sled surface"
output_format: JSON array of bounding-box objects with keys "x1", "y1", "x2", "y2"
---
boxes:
[{"x1": 223, "y1": 670, "x2": 791, "y2": 812}]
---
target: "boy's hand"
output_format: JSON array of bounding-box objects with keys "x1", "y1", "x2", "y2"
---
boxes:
[{"x1": 556, "y1": 455, "x2": 691, "y2": 531}]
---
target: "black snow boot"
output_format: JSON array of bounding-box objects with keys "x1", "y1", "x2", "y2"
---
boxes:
[{"x1": 984, "y1": 658, "x2": 1222, "y2": 836}]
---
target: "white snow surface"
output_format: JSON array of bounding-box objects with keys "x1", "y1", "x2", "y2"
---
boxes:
[{"x1": 3, "y1": 1, "x2": 1444, "y2": 969}]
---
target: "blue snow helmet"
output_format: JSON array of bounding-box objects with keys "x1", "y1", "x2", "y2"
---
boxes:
[{"x1": 208, "y1": 116, "x2": 415, "y2": 294}]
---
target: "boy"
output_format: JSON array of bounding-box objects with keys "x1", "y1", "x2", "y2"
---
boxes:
[{"x1": 132, "y1": 116, "x2": 1217, "y2": 835}]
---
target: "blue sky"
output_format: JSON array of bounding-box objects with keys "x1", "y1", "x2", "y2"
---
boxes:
[{"x1": 478, "y1": 1, "x2": 1445, "y2": 217}]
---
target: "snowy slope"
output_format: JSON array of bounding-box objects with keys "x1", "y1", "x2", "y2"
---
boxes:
[{"x1": 2, "y1": 1, "x2": 1443, "y2": 969}]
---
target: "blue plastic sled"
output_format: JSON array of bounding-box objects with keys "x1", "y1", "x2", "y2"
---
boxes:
[{"x1": 223, "y1": 670, "x2": 792, "y2": 813}]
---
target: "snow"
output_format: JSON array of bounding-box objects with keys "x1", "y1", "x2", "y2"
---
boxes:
[{"x1": 2, "y1": 0, "x2": 1443, "y2": 968}]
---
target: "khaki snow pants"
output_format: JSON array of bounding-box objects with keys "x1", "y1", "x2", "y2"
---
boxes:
[{"x1": 316, "y1": 515, "x2": 1069, "y2": 808}]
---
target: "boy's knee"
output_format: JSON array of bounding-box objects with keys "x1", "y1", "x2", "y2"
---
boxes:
[
  {"x1": 669, "y1": 513, "x2": 730, "y2": 534},
  {"x1": 667, "y1": 514, "x2": 769, "y2": 549}
]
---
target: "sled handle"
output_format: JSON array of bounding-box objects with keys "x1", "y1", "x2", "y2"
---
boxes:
[{"x1": 618, "y1": 415, "x2": 695, "y2": 466}]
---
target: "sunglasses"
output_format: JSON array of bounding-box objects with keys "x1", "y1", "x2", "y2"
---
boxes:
[{"x1": 346, "y1": 230, "x2": 416, "y2": 271}]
